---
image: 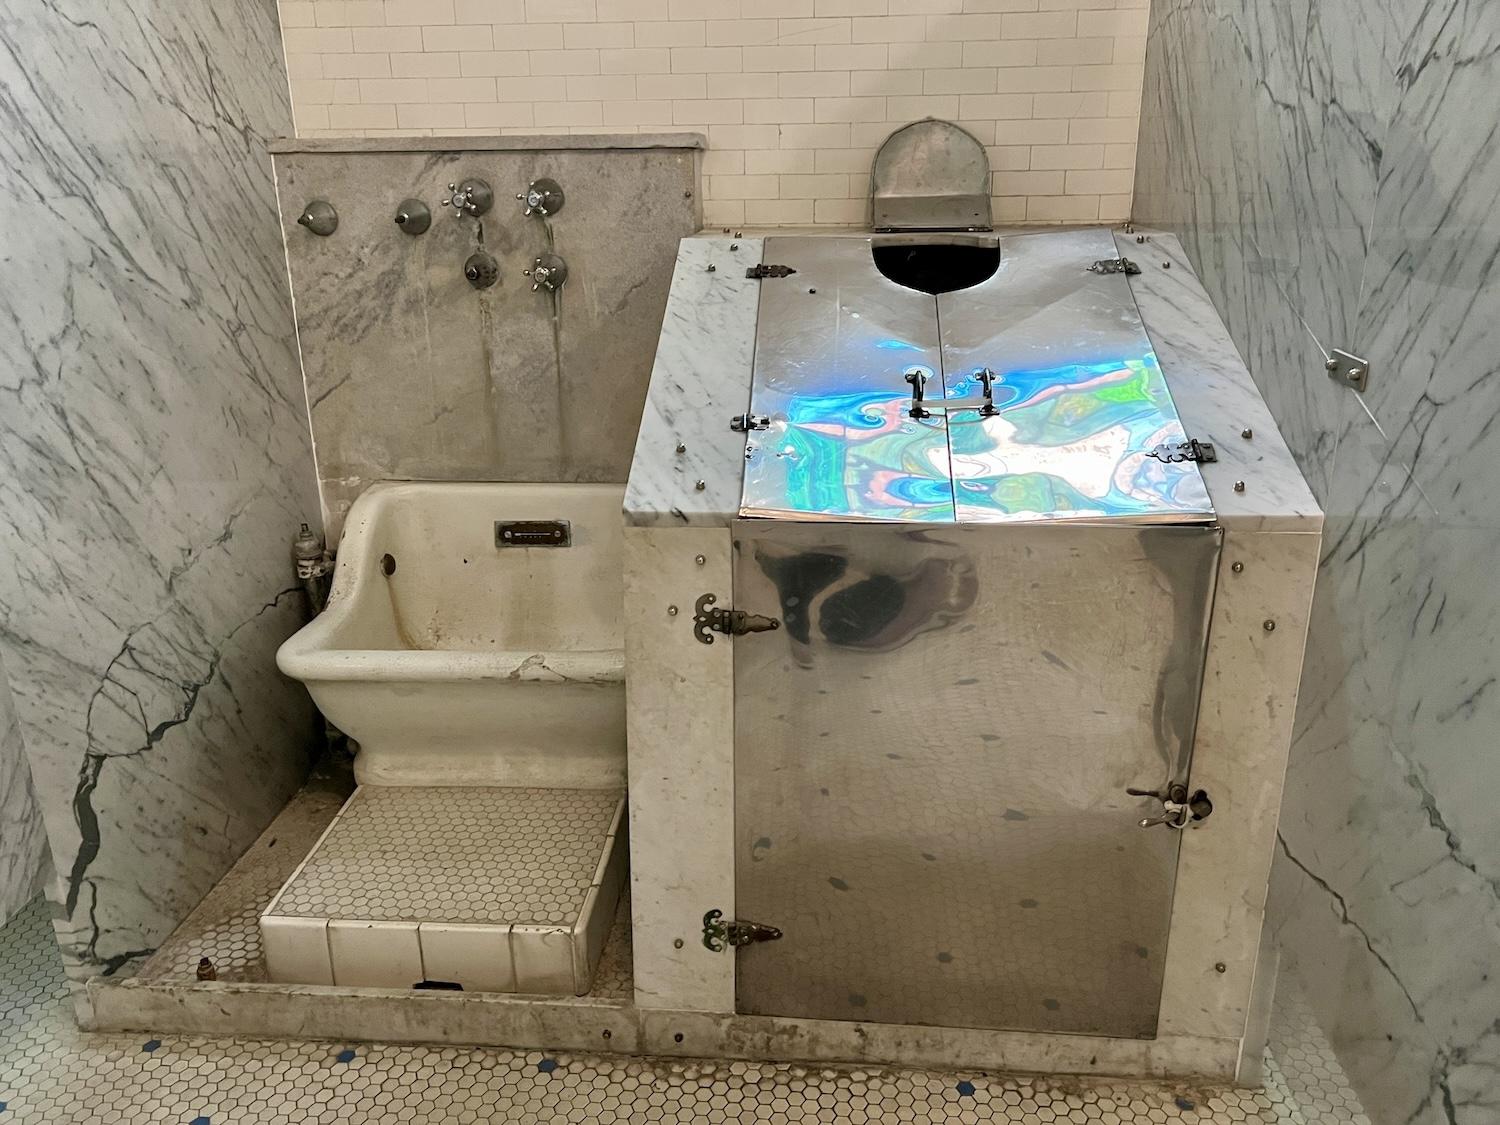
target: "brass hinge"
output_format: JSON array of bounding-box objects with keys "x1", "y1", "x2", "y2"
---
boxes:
[
  {"x1": 693, "y1": 593, "x2": 780, "y2": 645},
  {"x1": 702, "y1": 909, "x2": 783, "y2": 952},
  {"x1": 1088, "y1": 256, "x2": 1141, "y2": 276},
  {"x1": 1147, "y1": 438, "x2": 1218, "y2": 464},
  {"x1": 745, "y1": 263, "x2": 797, "y2": 279}
]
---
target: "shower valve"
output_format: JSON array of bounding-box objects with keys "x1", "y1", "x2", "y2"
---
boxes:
[
  {"x1": 442, "y1": 178, "x2": 494, "y2": 218},
  {"x1": 523, "y1": 252, "x2": 568, "y2": 293},
  {"x1": 1128, "y1": 783, "x2": 1213, "y2": 829},
  {"x1": 517, "y1": 178, "x2": 565, "y2": 218}
]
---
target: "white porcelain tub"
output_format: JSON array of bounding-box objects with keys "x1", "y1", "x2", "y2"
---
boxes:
[{"x1": 277, "y1": 482, "x2": 625, "y2": 787}]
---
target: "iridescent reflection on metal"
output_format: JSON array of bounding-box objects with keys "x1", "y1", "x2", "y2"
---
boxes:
[
  {"x1": 740, "y1": 237, "x2": 953, "y2": 522},
  {"x1": 738, "y1": 230, "x2": 1214, "y2": 525}
]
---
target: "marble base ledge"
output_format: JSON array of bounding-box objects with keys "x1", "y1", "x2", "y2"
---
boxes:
[
  {"x1": 269, "y1": 133, "x2": 706, "y2": 155},
  {"x1": 83, "y1": 978, "x2": 1242, "y2": 1083}
]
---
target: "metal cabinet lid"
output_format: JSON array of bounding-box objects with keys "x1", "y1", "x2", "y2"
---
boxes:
[
  {"x1": 869, "y1": 119, "x2": 992, "y2": 233},
  {"x1": 739, "y1": 229, "x2": 1216, "y2": 526}
]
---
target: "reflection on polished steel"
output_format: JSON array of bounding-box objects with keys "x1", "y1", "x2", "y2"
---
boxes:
[
  {"x1": 738, "y1": 230, "x2": 1214, "y2": 526},
  {"x1": 939, "y1": 227, "x2": 1213, "y2": 524},
  {"x1": 732, "y1": 520, "x2": 1221, "y2": 1038},
  {"x1": 741, "y1": 237, "x2": 954, "y2": 522}
]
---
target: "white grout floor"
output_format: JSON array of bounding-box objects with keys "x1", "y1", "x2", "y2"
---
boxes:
[{"x1": 0, "y1": 895, "x2": 1369, "y2": 1125}]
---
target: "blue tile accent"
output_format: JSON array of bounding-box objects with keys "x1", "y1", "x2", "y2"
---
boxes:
[
  {"x1": 537, "y1": 1058, "x2": 558, "y2": 1073},
  {"x1": 956, "y1": 1081, "x2": 976, "y2": 1097},
  {"x1": 336, "y1": 1049, "x2": 357, "y2": 1064},
  {"x1": 142, "y1": 1039, "x2": 162, "y2": 1053},
  {"x1": 0, "y1": 1099, "x2": 8, "y2": 1112},
  {"x1": 190, "y1": 1117, "x2": 211, "y2": 1124}
]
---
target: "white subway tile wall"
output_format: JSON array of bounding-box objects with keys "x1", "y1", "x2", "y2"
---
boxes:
[{"x1": 278, "y1": 0, "x2": 1148, "y2": 225}]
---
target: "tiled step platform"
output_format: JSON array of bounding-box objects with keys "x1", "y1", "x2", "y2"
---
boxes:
[{"x1": 260, "y1": 785, "x2": 626, "y2": 995}]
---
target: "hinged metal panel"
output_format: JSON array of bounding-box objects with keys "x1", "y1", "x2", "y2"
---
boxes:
[
  {"x1": 740, "y1": 236, "x2": 954, "y2": 522},
  {"x1": 738, "y1": 230, "x2": 1215, "y2": 526},
  {"x1": 732, "y1": 519, "x2": 1221, "y2": 1038},
  {"x1": 937, "y1": 228, "x2": 1215, "y2": 524}
]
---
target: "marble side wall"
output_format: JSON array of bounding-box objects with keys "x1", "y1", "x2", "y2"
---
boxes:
[
  {"x1": 0, "y1": 654, "x2": 50, "y2": 927},
  {"x1": 1136, "y1": 3, "x2": 1500, "y2": 1121},
  {"x1": 272, "y1": 141, "x2": 699, "y2": 537},
  {"x1": 0, "y1": 1, "x2": 319, "y2": 982}
]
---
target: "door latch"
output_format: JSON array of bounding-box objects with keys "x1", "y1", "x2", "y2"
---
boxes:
[
  {"x1": 730, "y1": 413, "x2": 770, "y2": 432},
  {"x1": 702, "y1": 909, "x2": 783, "y2": 952},
  {"x1": 1147, "y1": 438, "x2": 1218, "y2": 464},
  {"x1": 693, "y1": 594, "x2": 780, "y2": 645},
  {"x1": 1128, "y1": 783, "x2": 1214, "y2": 829},
  {"x1": 1088, "y1": 257, "x2": 1141, "y2": 276}
]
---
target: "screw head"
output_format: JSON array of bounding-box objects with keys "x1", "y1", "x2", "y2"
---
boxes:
[
  {"x1": 1325, "y1": 357, "x2": 1339, "y2": 371},
  {"x1": 706, "y1": 263, "x2": 716, "y2": 272},
  {"x1": 1231, "y1": 561, "x2": 1244, "y2": 573},
  {"x1": 730, "y1": 243, "x2": 739, "y2": 250},
  {"x1": 1241, "y1": 427, "x2": 1253, "y2": 439},
  {"x1": 808, "y1": 287, "x2": 817, "y2": 294},
  {"x1": 675, "y1": 442, "x2": 687, "y2": 454},
  {"x1": 1136, "y1": 235, "x2": 1145, "y2": 243},
  {"x1": 1233, "y1": 480, "x2": 1246, "y2": 492},
  {"x1": 695, "y1": 479, "x2": 707, "y2": 491},
  {"x1": 1162, "y1": 260, "x2": 1171, "y2": 269},
  {"x1": 673, "y1": 938, "x2": 684, "y2": 949},
  {"x1": 695, "y1": 554, "x2": 706, "y2": 566},
  {"x1": 1215, "y1": 962, "x2": 1227, "y2": 974},
  {"x1": 667, "y1": 604, "x2": 678, "y2": 616},
  {"x1": 1263, "y1": 619, "x2": 1277, "y2": 632}
]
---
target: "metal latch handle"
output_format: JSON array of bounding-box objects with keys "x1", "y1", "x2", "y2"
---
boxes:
[
  {"x1": 693, "y1": 593, "x2": 780, "y2": 645},
  {"x1": 1129, "y1": 784, "x2": 1213, "y2": 829}
]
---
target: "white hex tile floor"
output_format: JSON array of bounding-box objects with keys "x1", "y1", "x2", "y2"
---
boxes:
[{"x1": 1, "y1": 895, "x2": 1370, "y2": 1125}]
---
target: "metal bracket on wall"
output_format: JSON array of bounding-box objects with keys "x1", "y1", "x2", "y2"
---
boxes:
[
  {"x1": 1325, "y1": 349, "x2": 1370, "y2": 393},
  {"x1": 745, "y1": 263, "x2": 797, "y2": 279}
]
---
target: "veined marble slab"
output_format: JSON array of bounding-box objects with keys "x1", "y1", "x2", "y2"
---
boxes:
[
  {"x1": 625, "y1": 228, "x2": 1319, "y2": 534},
  {"x1": 270, "y1": 133, "x2": 705, "y2": 155},
  {"x1": 0, "y1": 658, "x2": 49, "y2": 927},
  {"x1": 0, "y1": 2, "x2": 318, "y2": 981}
]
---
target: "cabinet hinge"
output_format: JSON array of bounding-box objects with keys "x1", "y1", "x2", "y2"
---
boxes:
[
  {"x1": 1147, "y1": 438, "x2": 1218, "y2": 464},
  {"x1": 692, "y1": 594, "x2": 780, "y2": 645},
  {"x1": 745, "y1": 263, "x2": 797, "y2": 279},
  {"x1": 730, "y1": 413, "x2": 770, "y2": 432},
  {"x1": 702, "y1": 909, "x2": 783, "y2": 952},
  {"x1": 1088, "y1": 256, "x2": 1141, "y2": 276}
]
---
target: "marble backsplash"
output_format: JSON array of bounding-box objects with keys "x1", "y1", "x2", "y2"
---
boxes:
[
  {"x1": 1135, "y1": 2, "x2": 1500, "y2": 1122},
  {"x1": 272, "y1": 137, "x2": 701, "y2": 536},
  {"x1": 0, "y1": 1, "x2": 318, "y2": 981}
]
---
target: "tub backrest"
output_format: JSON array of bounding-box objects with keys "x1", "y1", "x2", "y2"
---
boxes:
[{"x1": 348, "y1": 482, "x2": 624, "y2": 653}]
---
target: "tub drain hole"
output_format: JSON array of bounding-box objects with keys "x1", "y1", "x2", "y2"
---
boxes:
[{"x1": 381, "y1": 553, "x2": 397, "y2": 576}]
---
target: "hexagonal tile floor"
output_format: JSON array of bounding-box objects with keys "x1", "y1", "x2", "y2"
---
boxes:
[{"x1": 0, "y1": 896, "x2": 1369, "y2": 1124}]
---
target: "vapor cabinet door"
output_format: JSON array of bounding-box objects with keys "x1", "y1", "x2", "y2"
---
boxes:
[{"x1": 731, "y1": 519, "x2": 1220, "y2": 1038}]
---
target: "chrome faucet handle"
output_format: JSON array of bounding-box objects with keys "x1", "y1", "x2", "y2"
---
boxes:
[
  {"x1": 522, "y1": 252, "x2": 568, "y2": 293},
  {"x1": 441, "y1": 178, "x2": 493, "y2": 218},
  {"x1": 516, "y1": 177, "x2": 565, "y2": 218}
]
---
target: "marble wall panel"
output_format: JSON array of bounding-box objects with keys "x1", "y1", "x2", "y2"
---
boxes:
[
  {"x1": 0, "y1": 1, "x2": 318, "y2": 981},
  {"x1": 0, "y1": 655, "x2": 50, "y2": 927},
  {"x1": 1137, "y1": 1, "x2": 1500, "y2": 1120},
  {"x1": 272, "y1": 142, "x2": 700, "y2": 537}
]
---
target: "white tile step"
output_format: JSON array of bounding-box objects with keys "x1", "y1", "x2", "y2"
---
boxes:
[{"x1": 260, "y1": 785, "x2": 626, "y2": 995}]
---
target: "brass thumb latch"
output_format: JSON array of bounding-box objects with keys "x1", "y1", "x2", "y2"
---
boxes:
[
  {"x1": 702, "y1": 909, "x2": 783, "y2": 952},
  {"x1": 693, "y1": 593, "x2": 780, "y2": 645}
]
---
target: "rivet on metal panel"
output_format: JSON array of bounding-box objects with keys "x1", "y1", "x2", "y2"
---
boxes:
[
  {"x1": 667, "y1": 605, "x2": 678, "y2": 616},
  {"x1": 1162, "y1": 261, "x2": 1171, "y2": 269},
  {"x1": 1263, "y1": 619, "x2": 1277, "y2": 632},
  {"x1": 1231, "y1": 561, "x2": 1245, "y2": 573},
  {"x1": 673, "y1": 938, "x2": 684, "y2": 949},
  {"x1": 1215, "y1": 962, "x2": 1227, "y2": 974},
  {"x1": 695, "y1": 480, "x2": 707, "y2": 491},
  {"x1": 1233, "y1": 480, "x2": 1246, "y2": 492},
  {"x1": 695, "y1": 554, "x2": 706, "y2": 566}
]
